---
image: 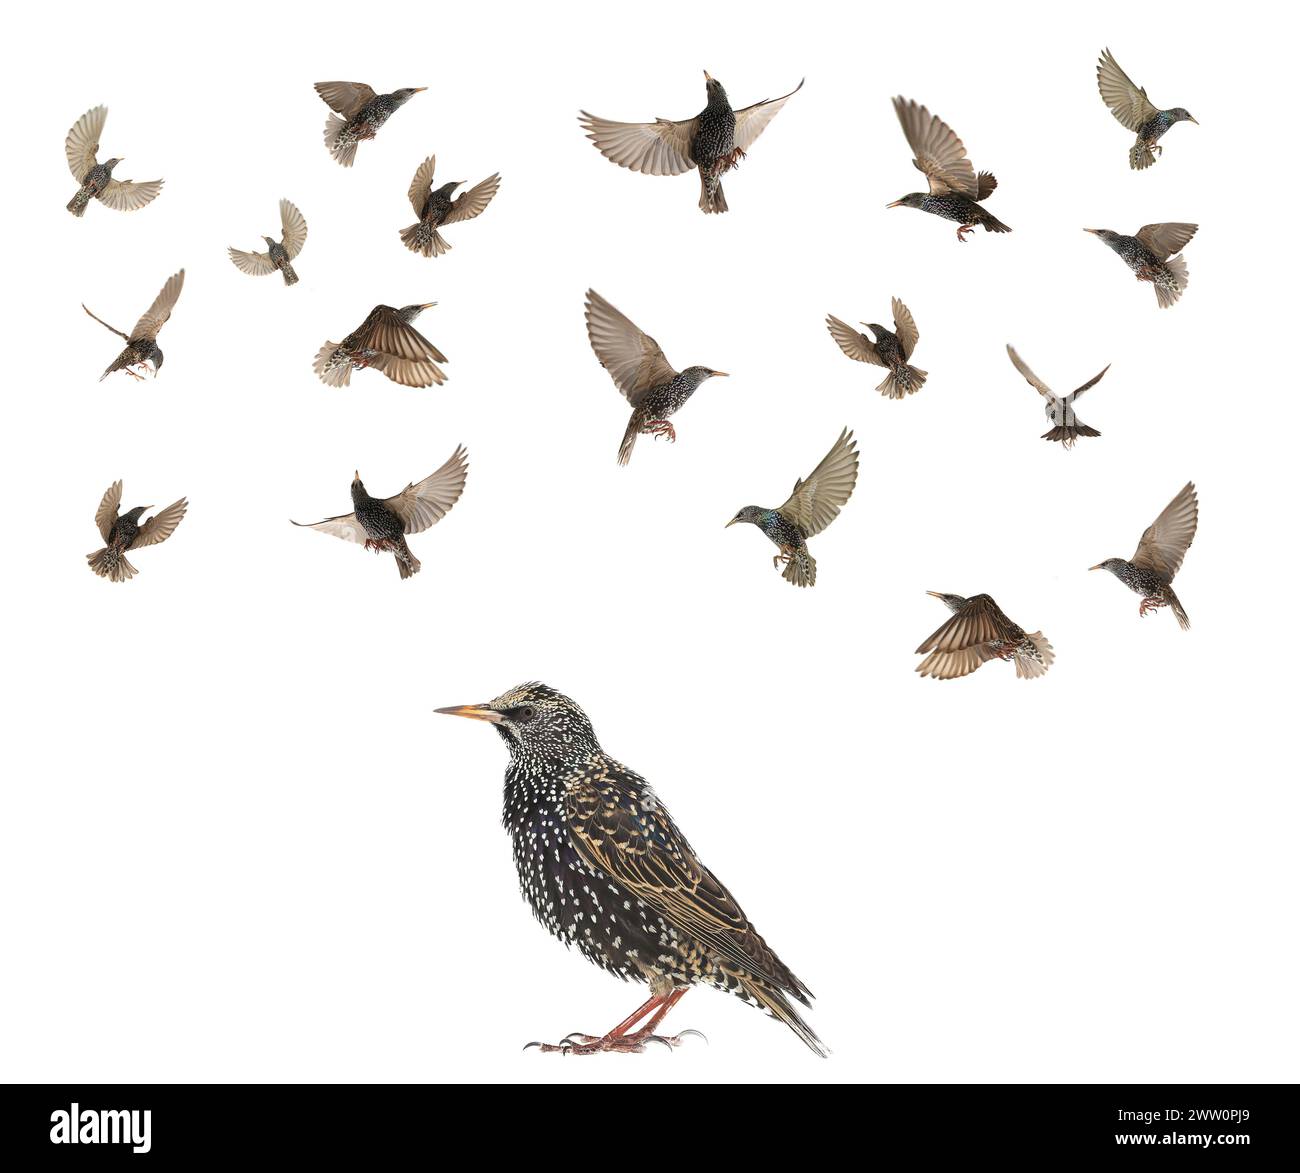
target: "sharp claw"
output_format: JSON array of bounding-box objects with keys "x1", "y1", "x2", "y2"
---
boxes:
[
  {"x1": 676, "y1": 1029, "x2": 708, "y2": 1045},
  {"x1": 645, "y1": 1035, "x2": 673, "y2": 1051},
  {"x1": 522, "y1": 1041, "x2": 542, "y2": 1051}
]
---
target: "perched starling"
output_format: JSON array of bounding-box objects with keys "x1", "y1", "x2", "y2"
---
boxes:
[
  {"x1": 313, "y1": 303, "x2": 447, "y2": 388},
  {"x1": 292, "y1": 446, "x2": 468, "y2": 579},
  {"x1": 87, "y1": 481, "x2": 187, "y2": 583},
  {"x1": 228, "y1": 199, "x2": 308, "y2": 286},
  {"x1": 436, "y1": 683, "x2": 826, "y2": 1055},
  {"x1": 82, "y1": 270, "x2": 184, "y2": 381},
  {"x1": 915, "y1": 592, "x2": 1054, "y2": 680},
  {"x1": 1097, "y1": 48, "x2": 1197, "y2": 171},
  {"x1": 1084, "y1": 223, "x2": 1197, "y2": 308},
  {"x1": 887, "y1": 97, "x2": 1010, "y2": 241},
  {"x1": 1090, "y1": 481, "x2": 1197, "y2": 629},
  {"x1": 314, "y1": 81, "x2": 425, "y2": 168},
  {"x1": 584, "y1": 290, "x2": 728, "y2": 464},
  {"x1": 400, "y1": 157, "x2": 501, "y2": 257},
  {"x1": 64, "y1": 106, "x2": 163, "y2": 217},
  {"x1": 579, "y1": 72, "x2": 802, "y2": 213},
  {"x1": 826, "y1": 299, "x2": 927, "y2": 399},
  {"x1": 1006, "y1": 344, "x2": 1109, "y2": 448},
  {"x1": 726, "y1": 428, "x2": 858, "y2": 587}
]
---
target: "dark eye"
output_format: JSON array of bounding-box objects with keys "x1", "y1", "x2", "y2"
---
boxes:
[{"x1": 515, "y1": 706, "x2": 537, "y2": 722}]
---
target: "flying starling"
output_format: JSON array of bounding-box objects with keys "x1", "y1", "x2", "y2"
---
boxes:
[
  {"x1": 1097, "y1": 48, "x2": 1197, "y2": 170},
  {"x1": 1006, "y1": 344, "x2": 1109, "y2": 448},
  {"x1": 314, "y1": 81, "x2": 426, "y2": 167},
  {"x1": 915, "y1": 592, "x2": 1054, "y2": 680},
  {"x1": 291, "y1": 446, "x2": 468, "y2": 580},
  {"x1": 1084, "y1": 223, "x2": 1197, "y2": 308},
  {"x1": 228, "y1": 199, "x2": 308, "y2": 286},
  {"x1": 313, "y1": 303, "x2": 447, "y2": 388},
  {"x1": 887, "y1": 97, "x2": 1011, "y2": 241},
  {"x1": 1090, "y1": 481, "x2": 1197, "y2": 629},
  {"x1": 579, "y1": 72, "x2": 803, "y2": 214},
  {"x1": 87, "y1": 481, "x2": 187, "y2": 583},
  {"x1": 64, "y1": 106, "x2": 163, "y2": 217},
  {"x1": 400, "y1": 156, "x2": 501, "y2": 257},
  {"x1": 436, "y1": 683, "x2": 826, "y2": 1055},
  {"x1": 584, "y1": 289, "x2": 728, "y2": 464},
  {"x1": 826, "y1": 299, "x2": 927, "y2": 399},
  {"x1": 82, "y1": 270, "x2": 184, "y2": 381},
  {"x1": 726, "y1": 428, "x2": 858, "y2": 588}
]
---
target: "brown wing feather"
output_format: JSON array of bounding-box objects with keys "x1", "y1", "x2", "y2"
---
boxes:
[
  {"x1": 731, "y1": 78, "x2": 803, "y2": 153},
  {"x1": 1097, "y1": 49, "x2": 1158, "y2": 132},
  {"x1": 314, "y1": 81, "x2": 376, "y2": 118},
  {"x1": 778, "y1": 429, "x2": 859, "y2": 538},
  {"x1": 94, "y1": 480, "x2": 122, "y2": 542},
  {"x1": 578, "y1": 111, "x2": 697, "y2": 175},
  {"x1": 584, "y1": 289, "x2": 678, "y2": 405},
  {"x1": 443, "y1": 174, "x2": 500, "y2": 225},
  {"x1": 1134, "y1": 222, "x2": 1198, "y2": 259},
  {"x1": 383, "y1": 446, "x2": 469, "y2": 534},
  {"x1": 131, "y1": 498, "x2": 187, "y2": 548},
  {"x1": 131, "y1": 270, "x2": 184, "y2": 341},
  {"x1": 1131, "y1": 481, "x2": 1198, "y2": 579},
  {"x1": 892, "y1": 97, "x2": 977, "y2": 198},
  {"x1": 916, "y1": 595, "x2": 1019, "y2": 654}
]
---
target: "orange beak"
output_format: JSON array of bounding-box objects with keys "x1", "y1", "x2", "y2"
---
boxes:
[{"x1": 435, "y1": 704, "x2": 503, "y2": 724}]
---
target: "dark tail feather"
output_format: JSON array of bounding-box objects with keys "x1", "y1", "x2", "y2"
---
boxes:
[
  {"x1": 394, "y1": 539, "x2": 421, "y2": 580},
  {"x1": 281, "y1": 263, "x2": 299, "y2": 287},
  {"x1": 87, "y1": 548, "x2": 137, "y2": 583},
  {"x1": 743, "y1": 979, "x2": 828, "y2": 1057},
  {"x1": 617, "y1": 412, "x2": 641, "y2": 466},
  {"x1": 1167, "y1": 586, "x2": 1190, "y2": 630},
  {"x1": 399, "y1": 221, "x2": 451, "y2": 258},
  {"x1": 876, "y1": 364, "x2": 928, "y2": 399},
  {"x1": 1041, "y1": 423, "x2": 1101, "y2": 447},
  {"x1": 67, "y1": 188, "x2": 91, "y2": 217},
  {"x1": 981, "y1": 212, "x2": 1012, "y2": 233},
  {"x1": 782, "y1": 548, "x2": 816, "y2": 588},
  {"x1": 699, "y1": 172, "x2": 728, "y2": 214},
  {"x1": 1130, "y1": 140, "x2": 1156, "y2": 170}
]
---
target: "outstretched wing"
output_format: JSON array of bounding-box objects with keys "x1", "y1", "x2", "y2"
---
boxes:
[
  {"x1": 314, "y1": 81, "x2": 376, "y2": 118},
  {"x1": 279, "y1": 199, "x2": 308, "y2": 259},
  {"x1": 778, "y1": 428, "x2": 859, "y2": 538},
  {"x1": 892, "y1": 97, "x2": 977, "y2": 198},
  {"x1": 1134, "y1": 222, "x2": 1198, "y2": 259},
  {"x1": 584, "y1": 289, "x2": 678, "y2": 404},
  {"x1": 407, "y1": 154, "x2": 436, "y2": 214},
  {"x1": 892, "y1": 298, "x2": 920, "y2": 359},
  {"x1": 915, "y1": 644, "x2": 997, "y2": 680},
  {"x1": 228, "y1": 247, "x2": 276, "y2": 276},
  {"x1": 66, "y1": 105, "x2": 106, "y2": 179},
  {"x1": 1097, "y1": 48, "x2": 1158, "y2": 132},
  {"x1": 95, "y1": 480, "x2": 122, "y2": 542},
  {"x1": 98, "y1": 178, "x2": 163, "y2": 212},
  {"x1": 443, "y1": 174, "x2": 501, "y2": 225},
  {"x1": 732, "y1": 78, "x2": 803, "y2": 153},
  {"x1": 916, "y1": 594, "x2": 1019, "y2": 654},
  {"x1": 1006, "y1": 344, "x2": 1058, "y2": 404},
  {"x1": 1131, "y1": 481, "x2": 1198, "y2": 579},
  {"x1": 383, "y1": 446, "x2": 469, "y2": 534},
  {"x1": 132, "y1": 498, "x2": 187, "y2": 549},
  {"x1": 358, "y1": 307, "x2": 447, "y2": 364},
  {"x1": 578, "y1": 111, "x2": 697, "y2": 175},
  {"x1": 291, "y1": 511, "x2": 367, "y2": 545},
  {"x1": 826, "y1": 316, "x2": 883, "y2": 366},
  {"x1": 131, "y1": 270, "x2": 184, "y2": 341},
  {"x1": 1066, "y1": 363, "x2": 1111, "y2": 404}
]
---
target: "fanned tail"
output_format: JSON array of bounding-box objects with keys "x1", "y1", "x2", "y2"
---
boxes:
[
  {"x1": 699, "y1": 172, "x2": 728, "y2": 214},
  {"x1": 1014, "y1": 632, "x2": 1055, "y2": 680},
  {"x1": 87, "y1": 548, "x2": 137, "y2": 583},
  {"x1": 1130, "y1": 140, "x2": 1156, "y2": 170},
  {"x1": 399, "y1": 221, "x2": 451, "y2": 258},
  {"x1": 324, "y1": 115, "x2": 357, "y2": 167},
  {"x1": 1041, "y1": 423, "x2": 1101, "y2": 446},
  {"x1": 1155, "y1": 255, "x2": 1189, "y2": 308},
  {"x1": 782, "y1": 548, "x2": 816, "y2": 588},
  {"x1": 395, "y1": 539, "x2": 421, "y2": 580},
  {"x1": 875, "y1": 364, "x2": 928, "y2": 400}
]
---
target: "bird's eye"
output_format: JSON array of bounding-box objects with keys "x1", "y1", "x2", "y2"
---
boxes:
[{"x1": 515, "y1": 706, "x2": 537, "y2": 723}]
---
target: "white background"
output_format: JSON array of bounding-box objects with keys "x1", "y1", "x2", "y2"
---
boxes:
[{"x1": 3, "y1": 0, "x2": 1295, "y2": 1085}]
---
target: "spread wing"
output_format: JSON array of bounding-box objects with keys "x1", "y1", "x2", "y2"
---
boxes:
[
  {"x1": 1066, "y1": 363, "x2": 1110, "y2": 403},
  {"x1": 1006, "y1": 344, "x2": 1058, "y2": 404},
  {"x1": 1097, "y1": 48, "x2": 1158, "y2": 132},
  {"x1": 228, "y1": 247, "x2": 276, "y2": 276},
  {"x1": 916, "y1": 594, "x2": 1019, "y2": 653},
  {"x1": 131, "y1": 270, "x2": 184, "y2": 341},
  {"x1": 826, "y1": 315, "x2": 883, "y2": 366},
  {"x1": 1134, "y1": 222, "x2": 1198, "y2": 259},
  {"x1": 358, "y1": 307, "x2": 447, "y2": 363},
  {"x1": 892, "y1": 297, "x2": 919, "y2": 359},
  {"x1": 443, "y1": 173, "x2": 501, "y2": 225},
  {"x1": 95, "y1": 480, "x2": 122, "y2": 542},
  {"x1": 566, "y1": 759, "x2": 813, "y2": 1002},
  {"x1": 132, "y1": 498, "x2": 187, "y2": 548},
  {"x1": 66, "y1": 105, "x2": 106, "y2": 179},
  {"x1": 383, "y1": 446, "x2": 469, "y2": 534},
  {"x1": 732, "y1": 78, "x2": 803, "y2": 153},
  {"x1": 279, "y1": 199, "x2": 308, "y2": 259},
  {"x1": 407, "y1": 154, "x2": 436, "y2": 214},
  {"x1": 291, "y1": 511, "x2": 367, "y2": 545},
  {"x1": 578, "y1": 111, "x2": 697, "y2": 176},
  {"x1": 1131, "y1": 481, "x2": 1198, "y2": 579},
  {"x1": 314, "y1": 81, "x2": 376, "y2": 118},
  {"x1": 584, "y1": 289, "x2": 678, "y2": 404},
  {"x1": 915, "y1": 644, "x2": 997, "y2": 680},
  {"x1": 976, "y1": 171, "x2": 997, "y2": 201},
  {"x1": 375, "y1": 355, "x2": 442, "y2": 387},
  {"x1": 98, "y1": 178, "x2": 164, "y2": 212},
  {"x1": 893, "y1": 96, "x2": 977, "y2": 198},
  {"x1": 778, "y1": 428, "x2": 859, "y2": 538}
]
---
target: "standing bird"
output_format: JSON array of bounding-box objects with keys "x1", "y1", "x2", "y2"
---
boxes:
[
  {"x1": 1096, "y1": 48, "x2": 1197, "y2": 171},
  {"x1": 436, "y1": 683, "x2": 826, "y2": 1055},
  {"x1": 888, "y1": 97, "x2": 1010, "y2": 241},
  {"x1": 726, "y1": 428, "x2": 858, "y2": 588},
  {"x1": 1090, "y1": 481, "x2": 1197, "y2": 630},
  {"x1": 64, "y1": 106, "x2": 163, "y2": 217},
  {"x1": 228, "y1": 199, "x2": 308, "y2": 286},
  {"x1": 82, "y1": 270, "x2": 184, "y2": 381},
  {"x1": 579, "y1": 72, "x2": 803, "y2": 214},
  {"x1": 826, "y1": 299, "x2": 927, "y2": 399},
  {"x1": 291, "y1": 446, "x2": 468, "y2": 580},
  {"x1": 400, "y1": 157, "x2": 501, "y2": 257},
  {"x1": 314, "y1": 82, "x2": 426, "y2": 167},
  {"x1": 1084, "y1": 223, "x2": 1197, "y2": 308},
  {"x1": 584, "y1": 290, "x2": 728, "y2": 464},
  {"x1": 1005, "y1": 344, "x2": 1109, "y2": 448},
  {"x1": 87, "y1": 481, "x2": 187, "y2": 583},
  {"x1": 915, "y1": 592, "x2": 1054, "y2": 680},
  {"x1": 313, "y1": 303, "x2": 447, "y2": 388}
]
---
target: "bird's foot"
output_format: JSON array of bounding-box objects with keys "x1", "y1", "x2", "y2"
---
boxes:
[
  {"x1": 1138, "y1": 596, "x2": 1166, "y2": 618},
  {"x1": 123, "y1": 366, "x2": 145, "y2": 381},
  {"x1": 956, "y1": 224, "x2": 974, "y2": 242},
  {"x1": 771, "y1": 550, "x2": 793, "y2": 570},
  {"x1": 646, "y1": 420, "x2": 677, "y2": 443},
  {"x1": 524, "y1": 1028, "x2": 706, "y2": 1055},
  {"x1": 719, "y1": 146, "x2": 747, "y2": 173},
  {"x1": 363, "y1": 538, "x2": 395, "y2": 554}
]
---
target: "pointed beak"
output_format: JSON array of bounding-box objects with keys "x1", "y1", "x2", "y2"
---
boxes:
[
  {"x1": 710, "y1": 370, "x2": 729, "y2": 378},
  {"x1": 886, "y1": 199, "x2": 905, "y2": 208},
  {"x1": 926, "y1": 591, "x2": 946, "y2": 599},
  {"x1": 412, "y1": 87, "x2": 428, "y2": 93},
  {"x1": 435, "y1": 704, "x2": 504, "y2": 724},
  {"x1": 1088, "y1": 563, "x2": 1104, "y2": 571},
  {"x1": 418, "y1": 302, "x2": 437, "y2": 310},
  {"x1": 1188, "y1": 115, "x2": 1199, "y2": 125},
  {"x1": 353, "y1": 470, "x2": 360, "y2": 482},
  {"x1": 703, "y1": 70, "x2": 713, "y2": 82},
  {"x1": 725, "y1": 518, "x2": 739, "y2": 528},
  {"x1": 1083, "y1": 228, "x2": 1101, "y2": 235}
]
